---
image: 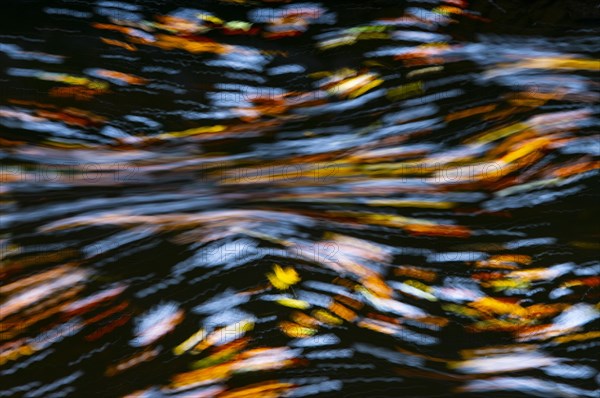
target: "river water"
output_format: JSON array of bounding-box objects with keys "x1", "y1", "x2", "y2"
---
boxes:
[{"x1": 1, "y1": 1, "x2": 599, "y2": 397}]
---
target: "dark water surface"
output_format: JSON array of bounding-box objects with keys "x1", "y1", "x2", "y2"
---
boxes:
[{"x1": 1, "y1": 1, "x2": 599, "y2": 397}]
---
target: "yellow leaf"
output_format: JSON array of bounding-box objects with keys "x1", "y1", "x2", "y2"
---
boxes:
[
  {"x1": 173, "y1": 328, "x2": 206, "y2": 355},
  {"x1": 267, "y1": 264, "x2": 300, "y2": 290},
  {"x1": 276, "y1": 298, "x2": 310, "y2": 309}
]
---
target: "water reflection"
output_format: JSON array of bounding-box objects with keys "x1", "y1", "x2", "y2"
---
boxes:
[{"x1": 1, "y1": 0, "x2": 599, "y2": 397}]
